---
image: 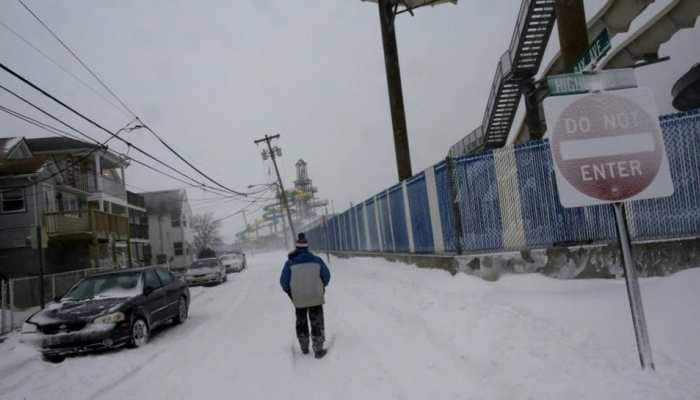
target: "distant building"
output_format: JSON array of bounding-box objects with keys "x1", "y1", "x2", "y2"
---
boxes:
[
  {"x1": 0, "y1": 137, "x2": 131, "y2": 278},
  {"x1": 141, "y1": 189, "x2": 194, "y2": 270},
  {"x1": 127, "y1": 191, "x2": 151, "y2": 267}
]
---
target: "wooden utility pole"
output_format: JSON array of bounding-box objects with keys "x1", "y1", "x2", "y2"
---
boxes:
[
  {"x1": 554, "y1": 0, "x2": 589, "y2": 70},
  {"x1": 378, "y1": 0, "x2": 412, "y2": 181},
  {"x1": 253, "y1": 134, "x2": 296, "y2": 247}
]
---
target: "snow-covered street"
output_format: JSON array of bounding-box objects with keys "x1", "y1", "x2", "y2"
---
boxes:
[{"x1": 1, "y1": 251, "x2": 699, "y2": 400}]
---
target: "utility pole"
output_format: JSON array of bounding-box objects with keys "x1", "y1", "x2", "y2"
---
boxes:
[
  {"x1": 554, "y1": 0, "x2": 589, "y2": 70},
  {"x1": 377, "y1": 0, "x2": 412, "y2": 181},
  {"x1": 254, "y1": 134, "x2": 296, "y2": 247},
  {"x1": 30, "y1": 180, "x2": 45, "y2": 308}
]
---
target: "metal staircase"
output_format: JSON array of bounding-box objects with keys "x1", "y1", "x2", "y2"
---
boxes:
[
  {"x1": 483, "y1": 0, "x2": 556, "y2": 148},
  {"x1": 449, "y1": 0, "x2": 556, "y2": 156}
]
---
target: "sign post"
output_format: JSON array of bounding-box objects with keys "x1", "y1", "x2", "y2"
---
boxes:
[{"x1": 546, "y1": 86, "x2": 674, "y2": 370}]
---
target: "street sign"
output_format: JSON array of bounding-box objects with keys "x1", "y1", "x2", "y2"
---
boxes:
[
  {"x1": 546, "y1": 87, "x2": 674, "y2": 208},
  {"x1": 547, "y1": 68, "x2": 637, "y2": 97},
  {"x1": 572, "y1": 29, "x2": 611, "y2": 73},
  {"x1": 546, "y1": 84, "x2": 670, "y2": 371}
]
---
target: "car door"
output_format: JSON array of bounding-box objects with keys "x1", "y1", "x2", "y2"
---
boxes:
[
  {"x1": 142, "y1": 269, "x2": 167, "y2": 326},
  {"x1": 155, "y1": 269, "x2": 180, "y2": 318}
]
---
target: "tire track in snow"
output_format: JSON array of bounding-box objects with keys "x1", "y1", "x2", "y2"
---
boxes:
[{"x1": 90, "y1": 277, "x2": 256, "y2": 400}]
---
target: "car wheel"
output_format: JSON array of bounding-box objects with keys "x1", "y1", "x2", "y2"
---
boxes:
[
  {"x1": 174, "y1": 296, "x2": 188, "y2": 324},
  {"x1": 129, "y1": 317, "x2": 149, "y2": 348},
  {"x1": 42, "y1": 353, "x2": 65, "y2": 363}
]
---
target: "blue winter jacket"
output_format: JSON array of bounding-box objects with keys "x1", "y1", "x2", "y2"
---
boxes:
[{"x1": 280, "y1": 248, "x2": 330, "y2": 308}]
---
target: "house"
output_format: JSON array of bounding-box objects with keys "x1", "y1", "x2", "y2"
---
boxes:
[
  {"x1": 127, "y1": 191, "x2": 151, "y2": 267},
  {"x1": 0, "y1": 136, "x2": 132, "y2": 278},
  {"x1": 141, "y1": 189, "x2": 194, "y2": 270}
]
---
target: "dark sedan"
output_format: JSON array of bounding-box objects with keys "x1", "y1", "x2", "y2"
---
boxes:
[{"x1": 21, "y1": 267, "x2": 190, "y2": 363}]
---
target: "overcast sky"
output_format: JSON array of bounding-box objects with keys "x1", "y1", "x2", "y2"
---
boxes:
[{"x1": 1, "y1": 0, "x2": 698, "y2": 241}]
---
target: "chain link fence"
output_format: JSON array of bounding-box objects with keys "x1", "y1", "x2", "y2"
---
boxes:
[{"x1": 305, "y1": 109, "x2": 700, "y2": 258}]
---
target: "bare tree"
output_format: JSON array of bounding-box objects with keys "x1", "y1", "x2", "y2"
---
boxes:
[{"x1": 192, "y1": 212, "x2": 223, "y2": 256}]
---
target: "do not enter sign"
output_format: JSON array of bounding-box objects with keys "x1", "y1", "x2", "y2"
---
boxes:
[{"x1": 546, "y1": 87, "x2": 673, "y2": 207}]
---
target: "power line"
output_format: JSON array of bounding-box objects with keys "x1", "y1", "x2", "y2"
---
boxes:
[
  {"x1": 0, "y1": 82, "x2": 105, "y2": 145},
  {"x1": 0, "y1": 103, "x2": 84, "y2": 141},
  {"x1": 0, "y1": 95, "x2": 239, "y2": 198},
  {"x1": 13, "y1": 2, "x2": 245, "y2": 197},
  {"x1": 0, "y1": 64, "x2": 241, "y2": 197},
  {"x1": 139, "y1": 120, "x2": 250, "y2": 196},
  {"x1": 15, "y1": 0, "x2": 138, "y2": 118},
  {"x1": 0, "y1": 18, "x2": 131, "y2": 118}
]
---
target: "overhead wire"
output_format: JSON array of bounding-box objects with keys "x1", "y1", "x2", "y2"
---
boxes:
[
  {"x1": 0, "y1": 18, "x2": 131, "y2": 118},
  {"x1": 0, "y1": 66, "x2": 239, "y2": 197},
  {"x1": 12, "y1": 1, "x2": 252, "y2": 197},
  {"x1": 15, "y1": 0, "x2": 138, "y2": 117},
  {"x1": 0, "y1": 95, "x2": 240, "y2": 198}
]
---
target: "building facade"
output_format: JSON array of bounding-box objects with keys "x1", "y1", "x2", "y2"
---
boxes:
[
  {"x1": 141, "y1": 189, "x2": 194, "y2": 270},
  {"x1": 0, "y1": 137, "x2": 131, "y2": 278}
]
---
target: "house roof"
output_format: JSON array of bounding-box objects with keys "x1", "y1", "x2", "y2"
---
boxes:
[
  {"x1": 25, "y1": 136, "x2": 128, "y2": 168},
  {"x1": 0, "y1": 157, "x2": 48, "y2": 177},
  {"x1": 25, "y1": 137, "x2": 98, "y2": 153}
]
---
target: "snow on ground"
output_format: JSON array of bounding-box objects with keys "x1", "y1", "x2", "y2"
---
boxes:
[{"x1": 1, "y1": 251, "x2": 699, "y2": 399}]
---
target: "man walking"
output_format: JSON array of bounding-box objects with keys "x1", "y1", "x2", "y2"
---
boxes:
[{"x1": 280, "y1": 233, "x2": 331, "y2": 358}]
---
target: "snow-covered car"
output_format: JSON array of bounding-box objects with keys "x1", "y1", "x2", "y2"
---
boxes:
[
  {"x1": 219, "y1": 252, "x2": 247, "y2": 273},
  {"x1": 21, "y1": 267, "x2": 190, "y2": 363},
  {"x1": 185, "y1": 258, "x2": 227, "y2": 285}
]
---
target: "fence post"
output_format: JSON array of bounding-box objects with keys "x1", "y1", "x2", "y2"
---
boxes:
[
  {"x1": 362, "y1": 202, "x2": 371, "y2": 251},
  {"x1": 402, "y1": 180, "x2": 415, "y2": 253},
  {"x1": 375, "y1": 195, "x2": 385, "y2": 252},
  {"x1": 424, "y1": 166, "x2": 445, "y2": 254},
  {"x1": 51, "y1": 275, "x2": 56, "y2": 300},
  {"x1": 1, "y1": 280, "x2": 7, "y2": 334},
  {"x1": 9, "y1": 280, "x2": 15, "y2": 330},
  {"x1": 386, "y1": 189, "x2": 396, "y2": 252},
  {"x1": 446, "y1": 157, "x2": 464, "y2": 255}
]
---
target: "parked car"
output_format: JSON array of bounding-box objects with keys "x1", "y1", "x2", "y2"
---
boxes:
[
  {"x1": 185, "y1": 258, "x2": 227, "y2": 285},
  {"x1": 219, "y1": 252, "x2": 247, "y2": 273},
  {"x1": 21, "y1": 267, "x2": 190, "y2": 363}
]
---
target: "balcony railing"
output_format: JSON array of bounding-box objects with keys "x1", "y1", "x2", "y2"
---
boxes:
[
  {"x1": 61, "y1": 174, "x2": 126, "y2": 200},
  {"x1": 44, "y1": 210, "x2": 128, "y2": 241}
]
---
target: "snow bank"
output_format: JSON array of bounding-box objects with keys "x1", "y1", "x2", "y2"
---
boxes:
[{"x1": 0, "y1": 252, "x2": 697, "y2": 400}]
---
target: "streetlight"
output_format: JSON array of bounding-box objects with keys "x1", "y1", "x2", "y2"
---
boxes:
[{"x1": 362, "y1": 0, "x2": 457, "y2": 181}]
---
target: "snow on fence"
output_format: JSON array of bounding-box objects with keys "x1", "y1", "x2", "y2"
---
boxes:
[
  {"x1": 306, "y1": 109, "x2": 700, "y2": 255},
  {"x1": 1, "y1": 266, "x2": 115, "y2": 332}
]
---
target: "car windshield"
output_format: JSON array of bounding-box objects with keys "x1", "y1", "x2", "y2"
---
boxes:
[
  {"x1": 63, "y1": 272, "x2": 143, "y2": 301},
  {"x1": 191, "y1": 259, "x2": 219, "y2": 268},
  {"x1": 220, "y1": 254, "x2": 239, "y2": 262}
]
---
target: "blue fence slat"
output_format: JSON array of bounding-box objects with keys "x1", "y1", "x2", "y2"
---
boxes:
[
  {"x1": 365, "y1": 199, "x2": 380, "y2": 251},
  {"x1": 388, "y1": 185, "x2": 409, "y2": 252},
  {"x1": 407, "y1": 173, "x2": 434, "y2": 253},
  {"x1": 378, "y1": 192, "x2": 394, "y2": 251},
  {"x1": 434, "y1": 160, "x2": 455, "y2": 252},
  {"x1": 514, "y1": 140, "x2": 617, "y2": 247},
  {"x1": 629, "y1": 111, "x2": 700, "y2": 240},
  {"x1": 455, "y1": 152, "x2": 503, "y2": 251}
]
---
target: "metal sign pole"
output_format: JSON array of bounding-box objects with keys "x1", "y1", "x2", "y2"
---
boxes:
[{"x1": 612, "y1": 202, "x2": 655, "y2": 370}]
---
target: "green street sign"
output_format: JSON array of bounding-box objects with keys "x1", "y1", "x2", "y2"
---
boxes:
[
  {"x1": 572, "y1": 29, "x2": 611, "y2": 73},
  {"x1": 547, "y1": 69, "x2": 638, "y2": 97},
  {"x1": 547, "y1": 73, "x2": 589, "y2": 96}
]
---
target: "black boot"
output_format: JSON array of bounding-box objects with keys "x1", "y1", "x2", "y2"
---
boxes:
[
  {"x1": 299, "y1": 336, "x2": 310, "y2": 355},
  {"x1": 312, "y1": 336, "x2": 325, "y2": 358}
]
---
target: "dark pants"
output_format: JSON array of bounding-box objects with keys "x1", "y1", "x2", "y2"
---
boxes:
[{"x1": 295, "y1": 305, "x2": 324, "y2": 352}]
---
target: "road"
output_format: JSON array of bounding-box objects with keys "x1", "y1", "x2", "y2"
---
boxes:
[{"x1": 1, "y1": 251, "x2": 699, "y2": 399}]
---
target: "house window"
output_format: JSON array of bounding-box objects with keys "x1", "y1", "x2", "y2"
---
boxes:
[
  {"x1": 173, "y1": 241, "x2": 183, "y2": 256},
  {"x1": 171, "y1": 216, "x2": 181, "y2": 227},
  {"x1": 0, "y1": 189, "x2": 26, "y2": 213}
]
